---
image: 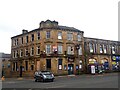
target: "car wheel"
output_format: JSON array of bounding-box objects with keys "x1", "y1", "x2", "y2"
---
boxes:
[
  {"x1": 35, "y1": 79, "x2": 37, "y2": 82},
  {"x1": 51, "y1": 79, "x2": 54, "y2": 82},
  {"x1": 41, "y1": 78, "x2": 45, "y2": 82}
]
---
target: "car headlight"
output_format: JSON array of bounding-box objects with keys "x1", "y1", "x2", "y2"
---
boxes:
[{"x1": 43, "y1": 75, "x2": 47, "y2": 78}]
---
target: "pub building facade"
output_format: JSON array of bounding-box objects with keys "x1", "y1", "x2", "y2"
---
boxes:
[
  {"x1": 11, "y1": 20, "x2": 84, "y2": 77},
  {"x1": 10, "y1": 20, "x2": 120, "y2": 77}
]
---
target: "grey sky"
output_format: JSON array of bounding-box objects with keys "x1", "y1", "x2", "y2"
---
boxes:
[{"x1": 0, "y1": 0, "x2": 119, "y2": 54}]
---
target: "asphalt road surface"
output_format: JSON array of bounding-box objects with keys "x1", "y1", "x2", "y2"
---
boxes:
[{"x1": 2, "y1": 73, "x2": 119, "y2": 88}]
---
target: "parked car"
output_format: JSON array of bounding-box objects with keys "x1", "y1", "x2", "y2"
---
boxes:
[{"x1": 34, "y1": 71, "x2": 55, "y2": 82}]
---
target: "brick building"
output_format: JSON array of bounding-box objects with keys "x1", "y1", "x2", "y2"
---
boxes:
[{"x1": 10, "y1": 20, "x2": 120, "y2": 77}]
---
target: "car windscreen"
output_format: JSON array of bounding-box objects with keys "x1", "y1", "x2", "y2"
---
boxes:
[{"x1": 41, "y1": 72, "x2": 51, "y2": 75}]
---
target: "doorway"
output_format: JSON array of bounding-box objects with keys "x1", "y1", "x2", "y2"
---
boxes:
[{"x1": 68, "y1": 64, "x2": 74, "y2": 75}]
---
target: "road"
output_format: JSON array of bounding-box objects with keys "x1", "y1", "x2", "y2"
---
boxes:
[{"x1": 1, "y1": 73, "x2": 119, "y2": 89}]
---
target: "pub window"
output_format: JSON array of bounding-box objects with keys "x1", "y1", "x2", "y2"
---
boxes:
[
  {"x1": 78, "y1": 45, "x2": 82, "y2": 55},
  {"x1": 67, "y1": 46, "x2": 74, "y2": 55},
  {"x1": 46, "y1": 59, "x2": 51, "y2": 69},
  {"x1": 15, "y1": 50, "x2": 18, "y2": 58},
  {"x1": 36, "y1": 46, "x2": 40, "y2": 55},
  {"x1": 58, "y1": 45, "x2": 63, "y2": 54},
  {"x1": 67, "y1": 33, "x2": 73, "y2": 41},
  {"x1": 46, "y1": 31, "x2": 50, "y2": 39},
  {"x1": 25, "y1": 48, "x2": 28, "y2": 56},
  {"x1": 58, "y1": 32, "x2": 62, "y2": 39},
  {"x1": 16, "y1": 39, "x2": 18, "y2": 45},
  {"x1": 26, "y1": 36, "x2": 29, "y2": 43},
  {"x1": 77, "y1": 34, "x2": 81, "y2": 41},
  {"x1": 30, "y1": 47, "x2": 34, "y2": 56},
  {"x1": 13, "y1": 62, "x2": 18, "y2": 71},
  {"x1": 20, "y1": 49, "x2": 23, "y2": 57},
  {"x1": 46, "y1": 45, "x2": 51, "y2": 54},
  {"x1": 31, "y1": 65, "x2": 34, "y2": 70},
  {"x1": 21, "y1": 37, "x2": 23, "y2": 44},
  {"x1": 58, "y1": 59, "x2": 62, "y2": 70},
  {"x1": 13, "y1": 51, "x2": 15, "y2": 58},
  {"x1": 7, "y1": 63, "x2": 10, "y2": 68},
  {"x1": 31, "y1": 34, "x2": 34, "y2": 41},
  {"x1": 37, "y1": 32, "x2": 40, "y2": 40},
  {"x1": 25, "y1": 61, "x2": 28, "y2": 71}
]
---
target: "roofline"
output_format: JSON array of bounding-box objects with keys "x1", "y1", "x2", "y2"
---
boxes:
[{"x1": 11, "y1": 27, "x2": 84, "y2": 39}]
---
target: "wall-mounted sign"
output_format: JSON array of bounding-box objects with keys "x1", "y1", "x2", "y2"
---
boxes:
[
  {"x1": 53, "y1": 46, "x2": 57, "y2": 52},
  {"x1": 112, "y1": 56, "x2": 120, "y2": 61}
]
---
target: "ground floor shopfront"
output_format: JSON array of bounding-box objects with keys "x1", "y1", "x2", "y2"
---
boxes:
[
  {"x1": 10, "y1": 55, "x2": 84, "y2": 77},
  {"x1": 86, "y1": 55, "x2": 120, "y2": 74},
  {"x1": 10, "y1": 55, "x2": 120, "y2": 77}
]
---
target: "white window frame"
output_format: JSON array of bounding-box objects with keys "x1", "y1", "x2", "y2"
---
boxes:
[
  {"x1": 20, "y1": 49, "x2": 23, "y2": 57},
  {"x1": 46, "y1": 31, "x2": 50, "y2": 39},
  {"x1": 67, "y1": 46, "x2": 74, "y2": 55},
  {"x1": 36, "y1": 46, "x2": 40, "y2": 55},
  {"x1": 46, "y1": 45, "x2": 51, "y2": 54},
  {"x1": 67, "y1": 33, "x2": 73, "y2": 41},
  {"x1": 89, "y1": 43, "x2": 93, "y2": 53},
  {"x1": 30, "y1": 47, "x2": 34, "y2": 56},
  {"x1": 58, "y1": 45, "x2": 63, "y2": 54},
  {"x1": 58, "y1": 32, "x2": 62, "y2": 39},
  {"x1": 37, "y1": 32, "x2": 40, "y2": 40},
  {"x1": 78, "y1": 45, "x2": 82, "y2": 55},
  {"x1": 100, "y1": 45, "x2": 103, "y2": 53},
  {"x1": 77, "y1": 34, "x2": 81, "y2": 41}
]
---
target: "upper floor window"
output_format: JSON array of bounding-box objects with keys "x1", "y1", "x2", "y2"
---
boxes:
[
  {"x1": 89, "y1": 43, "x2": 93, "y2": 53},
  {"x1": 103, "y1": 45, "x2": 107, "y2": 53},
  {"x1": 112, "y1": 46, "x2": 115, "y2": 54},
  {"x1": 67, "y1": 46, "x2": 74, "y2": 55},
  {"x1": 58, "y1": 32, "x2": 62, "y2": 39},
  {"x1": 36, "y1": 46, "x2": 40, "y2": 55},
  {"x1": 78, "y1": 45, "x2": 82, "y2": 55},
  {"x1": 77, "y1": 34, "x2": 81, "y2": 41},
  {"x1": 31, "y1": 34, "x2": 34, "y2": 41},
  {"x1": 46, "y1": 45, "x2": 51, "y2": 54},
  {"x1": 30, "y1": 47, "x2": 34, "y2": 56},
  {"x1": 58, "y1": 45, "x2": 63, "y2": 54},
  {"x1": 13, "y1": 51, "x2": 15, "y2": 58},
  {"x1": 25, "y1": 48, "x2": 28, "y2": 56},
  {"x1": 100, "y1": 44, "x2": 103, "y2": 53},
  {"x1": 15, "y1": 50, "x2": 18, "y2": 58},
  {"x1": 67, "y1": 33, "x2": 73, "y2": 41},
  {"x1": 16, "y1": 39, "x2": 18, "y2": 45},
  {"x1": 37, "y1": 32, "x2": 40, "y2": 40},
  {"x1": 21, "y1": 37, "x2": 23, "y2": 44},
  {"x1": 46, "y1": 31, "x2": 50, "y2": 39},
  {"x1": 20, "y1": 49, "x2": 23, "y2": 57},
  {"x1": 26, "y1": 36, "x2": 29, "y2": 43}
]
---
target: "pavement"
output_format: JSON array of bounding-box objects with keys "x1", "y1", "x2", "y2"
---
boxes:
[{"x1": 1, "y1": 72, "x2": 119, "y2": 81}]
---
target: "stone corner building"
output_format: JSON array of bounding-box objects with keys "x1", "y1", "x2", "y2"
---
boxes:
[{"x1": 11, "y1": 20, "x2": 120, "y2": 77}]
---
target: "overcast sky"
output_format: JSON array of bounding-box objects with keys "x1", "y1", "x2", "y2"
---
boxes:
[{"x1": 0, "y1": 0, "x2": 119, "y2": 54}]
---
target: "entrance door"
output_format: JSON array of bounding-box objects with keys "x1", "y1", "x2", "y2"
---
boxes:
[{"x1": 68, "y1": 64, "x2": 74, "y2": 75}]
